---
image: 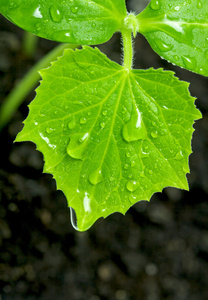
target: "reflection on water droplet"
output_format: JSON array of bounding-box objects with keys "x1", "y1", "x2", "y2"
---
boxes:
[
  {"x1": 89, "y1": 168, "x2": 103, "y2": 185},
  {"x1": 182, "y1": 56, "x2": 196, "y2": 70},
  {"x1": 174, "y1": 5, "x2": 180, "y2": 11},
  {"x1": 122, "y1": 107, "x2": 146, "y2": 142},
  {"x1": 50, "y1": 5, "x2": 63, "y2": 22},
  {"x1": 173, "y1": 55, "x2": 179, "y2": 61},
  {"x1": 126, "y1": 181, "x2": 138, "y2": 192},
  {"x1": 70, "y1": 6, "x2": 79, "y2": 13},
  {"x1": 156, "y1": 40, "x2": 173, "y2": 52},
  {"x1": 46, "y1": 127, "x2": 53, "y2": 134},
  {"x1": 100, "y1": 122, "x2": 105, "y2": 129},
  {"x1": 150, "y1": 0, "x2": 160, "y2": 10},
  {"x1": 80, "y1": 117, "x2": 87, "y2": 124},
  {"x1": 68, "y1": 117, "x2": 76, "y2": 129},
  {"x1": 67, "y1": 133, "x2": 89, "y2": 159},
  {"x1": 70, "y1": 207, "x2": 78, "y2": 230},
  {"x1": 131, "y1": 160, "x2": 136, "y2": 167},
  {"x1": 33, "y1": 6, "x2": 43, "y2": 18},
  {"x1": 102, "y1": 110, "x2": 107, "y2": 116}
]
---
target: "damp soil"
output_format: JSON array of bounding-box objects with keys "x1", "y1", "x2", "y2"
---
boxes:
[{"x1": 0, "y1": 3, "x2": 208, "y2": 300}]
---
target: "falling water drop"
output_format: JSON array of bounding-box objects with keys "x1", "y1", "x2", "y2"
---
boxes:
[
  {"x1": 126, "y1": 181, "x2": 138, "y2": 192},
  {"x1": 67, "y1": 133, "x2": 89, "y2": 159},
  {"x1": 70, "y1": 207, "x2": 78, "y2": 230},
  {"x1": 89, "y1": 168, "x2": 103, "y2": 185},
  {"x1": 50, "y1": 5, "x2": 63, "y2": 22},
  {"x1": 122, "y1": 106, "x2": 146, "y2": 142}
]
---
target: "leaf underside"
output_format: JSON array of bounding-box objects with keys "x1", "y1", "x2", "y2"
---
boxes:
[
  {"x1": 137, "y1": 0, "x2": 208, "y2": 76},
  {"x1": 16, "y1": 47, "x2": 201, "y2": 231},
  {"x1": 0, "y1": 0, "x2": 127, "y2": 44}
]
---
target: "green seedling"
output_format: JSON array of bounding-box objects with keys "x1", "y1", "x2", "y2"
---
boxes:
[{"x1": 0, "y1": 0, "x2": 207, "y2": 231}]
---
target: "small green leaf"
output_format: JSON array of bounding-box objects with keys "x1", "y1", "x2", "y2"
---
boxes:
[
  {"x1": 137, "y1": 0, "x2": 208, "y2": 76},
  {"x1": 16, "y1": 47, "x2": 201, "y2": 231},
  {"x1": 0, "y1": 0, "x2": 127, "y2": 44}
]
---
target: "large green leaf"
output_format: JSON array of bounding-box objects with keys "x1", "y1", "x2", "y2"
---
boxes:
[
  {"x1": 16, "y1": 46, "x2": 201, "y2": 231},
  {"x1": 0, "y1": 0, "x2": 127, "y2": 44},
  {"x1": 137, "y1": 0, "x2": 208, "y2": 76}
]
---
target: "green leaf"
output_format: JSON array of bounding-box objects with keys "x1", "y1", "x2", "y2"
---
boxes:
[
  {"x1": 137, "y1": 0, "x2": 208, "y2": 76},
  {"x1": 0, "y1": 0, "x2": 127, "y2": 44},
  {"x1": 16, "y1": 46, "x2": 201, "y2": 231}
]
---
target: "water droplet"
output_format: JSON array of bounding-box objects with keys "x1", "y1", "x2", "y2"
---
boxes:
[
  {"x1": 151, "y1": 131, "x2": 158, "y2": 138},
  {"x1": 175, "y1": 151, "x2": 184, "y2": 160},
  {"x1": 182, "y1": 56, "x2": 196, "y2": 70},
  {"x1": 70, "y1": 207, "x2": 78, "y2": 230},
  {"x1": 80, "y1": 117, "x2": 87, "y2": 124},
  {"x1": 102, "y1": 110, "x2": 107, "y2": 116},
  {"x1": 150, "y1": 0, "x2": 160, "y2": 10},
  {"x1": 68, "y1": 117, "x2": 76, "y2": 129},
  {"x1": 131, "y1": 160, "x2": 136, "y2": 167},
  {"x1": 91, "y1": 22, "x2": 96, "y2": 28},
  {"x1": 126, "y1": 181, "x2": 138, "y2": 192},
  {"x1": 100, "y1": 122, "x2": 105, "y2": 129},
  {"x1": 46, "y1": 127, "x2": 53, "y2": 134},
  {"x1": 89, "y1": 168, "x2": 103, "y2": 185},
  {"x1": 197, "y1": 0, "x2": 202, "y2": 8},
  {"x1": 149, "y1": 170, "x2": 153, "y2": 175},
  {"x1": 122, "y1": 107, "x2": 146, "y2": 142},
  {"x1": 67, "y1": 133, "x2": 89, "y2": 160},
  {"x1": 50, "y1": 5, "x2": 63, "y2": 23},
  {"x1": 124, "y1": 164, "x2": 129, "y2": 170},
  {"x1": 126, "y1": 152, "x2": 131, "y2": 157},
  {"x1": 174, "y1": 5, "x2": 180, "y2": 11},
  {"x1": 70, "y1": 6, "x2": 79, "y2": 13},
  {"x1": 33, "y1": 6, "x2": 43, "y2": 19},
  {"x1": 155, "y1": 40, "x2": 173, "y2": 52}
]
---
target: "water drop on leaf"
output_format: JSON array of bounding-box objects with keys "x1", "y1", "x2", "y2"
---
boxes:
[
  {"x1": 175, "y1": 151, "x2": 184, "y2": 160},
  {"x1": 151, "y1": 131, "x2": 158, "y2": 138},
  {"x1": 67, "y1": 133, "x2": 89, "y2": 159},
  {"x1": 70, "y1": 6, "x2": 79, "y2": 14},
  {"x1": 122, "y1": 107, "x2": 146, "y2": 142},
  {"x1": 150, "y1": 0, "x2": 160, "y2": 10},
  {"x1": 50, "y1": 5, "x2": 63, "y2": 23},
  {"x1": 197, "y1": 0, "x2": 202, "y2": 9},
  {"x1": 46, "y1": 127, "x2": 53, "y2": 134},
  {"x1": 155, "y1": 40, "x2": 173, "y2": 52},
  {"x1": 68, "y1": 117, "x2": 76, "y2": 129},
  {"x1": 182, "y1": 56, "x2": 196, "y2": 70},
  {"x1": 80, "y1": 117, "x2": 87, "y2": 124},
  {"x1": 126, "y1": 181, "x2": 138, "y2": 192},
  {"x1": 70, "y1": 207, "x2": 78, "y2": 230},
  {"x1": 89, "y1": 169, "x2": 103, "y2": 185}
]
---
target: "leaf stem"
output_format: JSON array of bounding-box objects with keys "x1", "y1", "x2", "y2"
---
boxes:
[
  {"x1": 0, "y1": 43, "x2": 78, "y2": 131},
  {"x1": 122, "y1": 29, "x2": 133, "y2": 70}
]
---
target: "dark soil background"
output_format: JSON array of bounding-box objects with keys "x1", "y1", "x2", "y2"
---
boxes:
[{"x1": 0, "y1": 1, "x2": 208, "y2": 299}]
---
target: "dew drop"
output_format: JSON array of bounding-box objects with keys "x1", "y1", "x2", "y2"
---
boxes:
[
  {"x1": 151, "y1": 131, "x2": 158, "y2": 139},
  {"x1": 100, "y1": 122, "x2": 105, "y2": 129},
  {"x1": 131, "y1": 160, "x2": 136, "y2": 167},
  {"x1": 126, "y1": 181, "x2": 138, "y2": 192},
  {"x1": 122, "y1": 107, "x2": 146, "y2": 142},
  {"x1": 91, "y1": 22, "x2": 96, "y2": 28},
  {"x1": 155, "y1": 40, "x2": 173, "y2": 52},
  {"x1": 50, "y1": 5, "x2": 63, "y2": 23},
  {"x1": 150, "y1": 0, "x2": 160, "y2": 10},
  {"x1": 182, "y1": 55, "x2": 196, "y2": 70},
  {"x1": 126, "y1": 152, "x2": 131, "y2": 158},
  {"x1": 68, "y1": 117, "x2": 76, "y2": 129},
  {"x1": 102, "y1": 110, "x2": 107, "y2": 116},
  {"x1": 67, "y1": 133, "x2": 89, "y2": 160},
  {"x1": 70, "y1": 207, "x2": 78, "y2": 230},
  {"x1": 173, "y1": 55, "x2": 179, "y2": 61},
  {"x1": 70, "y1": 6, "x2": 79, "y2": 13},
  {"x1": 89, "y1": 168, "x2": 103, "y2": 185},
  {"x1": 80, "y1": 117, "x2": 87, "y2": 124},
  {"x1": 149, "y1": 170, "x2": 153, "y2": 175},
  {"x1": 124, "y1": 164, "x2": 129, "y2": 170},
  {"x1": 46, "y1": 127, "x2": 53, "y2": 134}
]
